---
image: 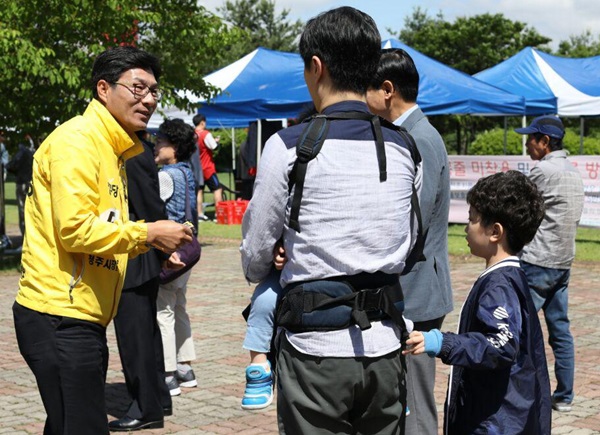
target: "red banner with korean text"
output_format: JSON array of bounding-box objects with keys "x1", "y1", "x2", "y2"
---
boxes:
[{"x1": 449, "y1": 155, "x2": 600, "y2": 228}]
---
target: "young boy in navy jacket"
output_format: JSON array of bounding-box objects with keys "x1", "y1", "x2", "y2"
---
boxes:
[{"x1": 405, "y1": 170, "x2": 552, "y2": 434}]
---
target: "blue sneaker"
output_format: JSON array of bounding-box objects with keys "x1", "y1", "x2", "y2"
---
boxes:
[{"x1": 241, "y1": 362, "x2": 273, "y2": 410}]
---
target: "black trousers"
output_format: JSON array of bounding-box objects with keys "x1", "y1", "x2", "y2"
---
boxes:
[
  {"x1": 13, "y1": 302, "x2": 109, "y2": 435},
  {"x1": 113, "y1": 277, "x2": 171, "y2": 421},
  {"x1": 277, "y1": 333, "x2": 406, "y2": 435}
]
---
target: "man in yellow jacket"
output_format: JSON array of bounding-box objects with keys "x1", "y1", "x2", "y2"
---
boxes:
[{"x1": 12, "y1": 46, "x2": 193, "y2": 435}]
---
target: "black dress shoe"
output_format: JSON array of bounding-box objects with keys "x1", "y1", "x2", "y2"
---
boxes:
[
  {"x1": 163, "y1": 406, "x2": 173, "y2": 416},
  {"x1": 108, "y1": 417, "x2": 164, "y2": 432}
]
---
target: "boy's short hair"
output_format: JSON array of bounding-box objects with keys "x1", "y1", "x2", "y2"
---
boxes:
[
  {"x1": 299, "y1": 7, "x2": 381, "y2": 95},
  {"x1": 157, "y1": 118, "x2": 197, "y2": 162},
  {"x1": 192, "y1": 114, "x2": 206, "y2": 127},
  {"x1": 467, "y1": 170, "x2": 545, "y2": 253},
  {"x1": 91, "y1": 46, "x2": 161, "y2": 98}
]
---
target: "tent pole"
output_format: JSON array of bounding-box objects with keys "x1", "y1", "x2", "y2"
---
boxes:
[
  {"x1": 257, "y1": 119, "x2": 262, "y2": 166},
  {"x1": 580, "y1": 117, "x2": 584, "y2": 154},
  {"x1": 522, "y1": 115, "x2": 527, "y2": 156},
  {"x1": 231, "y1": 127, "x2": 236, "y2": 194},
  {"x1": 503, "y1": 117, "x2": 508, "y2": 154}
]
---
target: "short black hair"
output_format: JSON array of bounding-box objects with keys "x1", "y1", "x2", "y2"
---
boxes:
[
  {"x1": 467, "y1": 170, "x2": 545, "y2": 254},
  {"x1": 192, "y1": 114, "x2": 206, "y2": 127},
  {"x1": 371, "y1": 48, "x2": 419, "y2": 103},
  {"x1": 299, "y1": 7, "x2": 380, "y2": 95},
  {"x1": 91, "y1": 46, "x2": 161, "y2": 98},
  {"x1": 158, "y1": 118, "x2": 197, "y2": 162},
  {"x1": 533, "y1": 132, "x2": 563, "y2": 151}
]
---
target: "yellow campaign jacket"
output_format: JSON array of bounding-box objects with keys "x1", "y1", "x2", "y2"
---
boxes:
[{"x1": 15, "y1": 99, "x2": 149, "y2": 327}]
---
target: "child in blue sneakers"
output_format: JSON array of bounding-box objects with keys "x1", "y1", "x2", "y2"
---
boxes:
[
  {"x1": 240, "y1": 243, "x2": 417, "y2": 413},
  {"x1": 404, "y1": 170, "x2": 552, "y2": 434},
  {"x1": 240, "y1": 244, "x2": 286, "y2": 410}
]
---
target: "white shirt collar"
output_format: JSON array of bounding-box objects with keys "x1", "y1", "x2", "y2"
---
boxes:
[{"x1": 393, "y1": 104, "x2": 419, "y2": 126}]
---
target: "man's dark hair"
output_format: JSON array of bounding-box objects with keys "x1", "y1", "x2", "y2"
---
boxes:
[
  {"x1": 192, "y1": 114, "x2": 206, "y2": 127},
  {"x1": 371, "y1": 48, "x2": 419, "y2": 103},
  {"x1": 158, "y1": 119, "x2": 197, "y2": 162},
  {"x1": 533, "y1": 132, "x2": 563, "y2": 151},
  {"x1": 467, "y1": 170, "x2": 545, "y2": 254},
  {"x1": 299, "y1": 7, "x2": 380, "y2": 95},
  {"x1": 91, "y1": 46, "x2": 161, "y2": 98}
]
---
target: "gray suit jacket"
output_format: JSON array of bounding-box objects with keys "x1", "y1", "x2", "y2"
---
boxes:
[{"x1": 399, "y1": 107, "x2": 453, "y2": 322}]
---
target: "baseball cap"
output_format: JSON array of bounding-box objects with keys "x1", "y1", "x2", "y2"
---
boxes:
[{"x1": 514, "y1": 115, "x2": 565, "y2": 139}]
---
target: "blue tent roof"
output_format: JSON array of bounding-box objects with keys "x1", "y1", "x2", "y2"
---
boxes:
[
  {"x1": 149, "y1": 43, "x2": 526, "y2": 129},
  {"x1": 198, "y1": 48, "x2": 311, "y2": 128},
  {"x1": 475, "y1": 47, "x2": 600, "y2": 116},
  {"x1": 382, "y1": 39, "x2": 524, "y2": 116},
  {"x1": 475, "y1": 47, "x2": 557, "y2": 115}
]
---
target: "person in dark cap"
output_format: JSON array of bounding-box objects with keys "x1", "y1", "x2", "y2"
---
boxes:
[{"x1": 515, "y1": 114, "x2": 584, "y2": 413}]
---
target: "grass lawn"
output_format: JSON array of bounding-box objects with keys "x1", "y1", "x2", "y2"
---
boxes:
[
  {"x1": 200, "y1": 222, "x2": 599, "y2": 263},
  {"x1": 3, "y1": 175, "x2": 599, "y2": 264},
  {"x1": 1, "y1": 178, "x2": 17, "y2": 229}
]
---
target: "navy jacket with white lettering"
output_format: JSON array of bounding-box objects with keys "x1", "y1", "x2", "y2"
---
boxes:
[{"x1": 438, "y1": 258, "x2": 551, "y2": 435}]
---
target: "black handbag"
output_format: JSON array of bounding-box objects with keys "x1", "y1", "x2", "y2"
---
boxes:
[{"x1": 159, "y1": 167, "x2": 201, "y2": 284}]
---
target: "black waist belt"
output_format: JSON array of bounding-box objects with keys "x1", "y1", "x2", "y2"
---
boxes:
[{"x1": 275, "y1": 273, "x2": 408, "y2": 343}]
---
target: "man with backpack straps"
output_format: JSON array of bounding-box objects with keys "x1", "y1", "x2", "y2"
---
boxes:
[{"x1": 240, "y1": 7, "x2": 420, "y2": 434}]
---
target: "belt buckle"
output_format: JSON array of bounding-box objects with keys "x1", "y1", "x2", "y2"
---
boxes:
[{"x1": 357, "y1": 287, "x2": 384, "y2": 311}]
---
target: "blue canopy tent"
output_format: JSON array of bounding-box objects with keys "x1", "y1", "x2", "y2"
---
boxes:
[
  {"x1": 381, "y1": 39, "x2": 524, "y2": 115},
  {"x1": 475, "y1": 47, "x2": 600, "y2": 116},
  {"x1": 149, "y1": 43, "x2": 525, "y2": 130},
  {"x1": 148, "y1": 48, "x2": 311, "y2": 129},
  {"x1": 475, "y1": 47, "x2": 600, "y2": 152},
  {"x1": 196, "y1": 48, "x2": 311, "y2": 128}
]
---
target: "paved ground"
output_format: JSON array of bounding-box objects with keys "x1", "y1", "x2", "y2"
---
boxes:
[{"x1": 1, "y1": 236, "x2": 599, "y2": 434}]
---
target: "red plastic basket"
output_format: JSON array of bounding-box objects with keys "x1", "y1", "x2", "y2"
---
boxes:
[{"x1": 216, "y1": 200, "x2": 249, "y2": 225}]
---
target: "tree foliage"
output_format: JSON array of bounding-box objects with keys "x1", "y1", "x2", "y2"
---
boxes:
[
  {"x1": 0, "y1": 0, "x2": 239, "y2": 138},
  {"x1": 217, "y1": 0, "x2": 303, "y2": 65},
  {"x1": 557, "y1": 30, "x2": 600, "y2": 57},
  {"x1": 470, "y1": 127, "x2": 600, "y2": 156},
  {"x1": 391, "y1": 7, "x2": 551, "y2": 75},
  {"x1": 388, "y1": 8, "x2": 552, "y2": 154}
]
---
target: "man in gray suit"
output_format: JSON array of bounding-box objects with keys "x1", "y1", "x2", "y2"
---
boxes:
[{"x1": 367, "y1": 48, "x2": 453, "y2": 435}]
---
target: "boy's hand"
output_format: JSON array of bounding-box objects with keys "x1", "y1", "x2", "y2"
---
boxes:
[
  {"x1": 403, "y1": 331, "x2": 426, "y2": 355},
  {"x1": 273, "y1": 242, "x2": 287, "y2": 270},
  {"x1": 404, "y1": 329, "x2": 443, "y2": 357}
]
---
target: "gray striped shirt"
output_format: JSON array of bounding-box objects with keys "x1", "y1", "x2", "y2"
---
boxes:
[{"x1": 520, "y1": 150, "x2": 584, "y2": 269}]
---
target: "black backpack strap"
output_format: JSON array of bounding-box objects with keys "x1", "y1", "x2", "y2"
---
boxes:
[
  {"x1": 333, "y1": 114, "x2": 425, "y2": 269},
  {"x1": 323, "y1": 111, "x2": 388, "y2": 182},
  {"x1": 288, "y1": 111, "x2": 390, "y2": 232},
  {"x1": 288, "y1": 109, "x2": 426, "y2": 267},
  {"x1": 288, "y1": 116, "x2": 330, "y2": 232},
  {"x1": 376, "y1": 122, "x2": 426, "y2": 273},
  {"x1": 402, "y1": 184, "x2": 427, "y2": 274}
]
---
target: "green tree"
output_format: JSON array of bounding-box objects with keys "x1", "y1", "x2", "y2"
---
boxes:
[
  {"x1": 389, "y1": 8, "x2": 551, "y2": 154},
  {"x1": 557, "y1": 30, "x2": 600, "y2": 57},
  {"x1": 470, "y1": 127, "x2": 600, "y2": 155},
  {"x1": 217, "y1": 0, "x2": 303, "y2": 64},
  {"x1": 392, "y1": 7, "x2": 551, "y2": 75},
  {"x1": 470, "y1": 128, "x2": 524, "y2": 155},
  {"x1": 0, "y1": 0, "x2": 239, "y2": 139}
]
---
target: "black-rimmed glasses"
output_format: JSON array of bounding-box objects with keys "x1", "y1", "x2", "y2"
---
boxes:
[{"x1": 113, "y1": 82, "x2": 162, "y2": 101}]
